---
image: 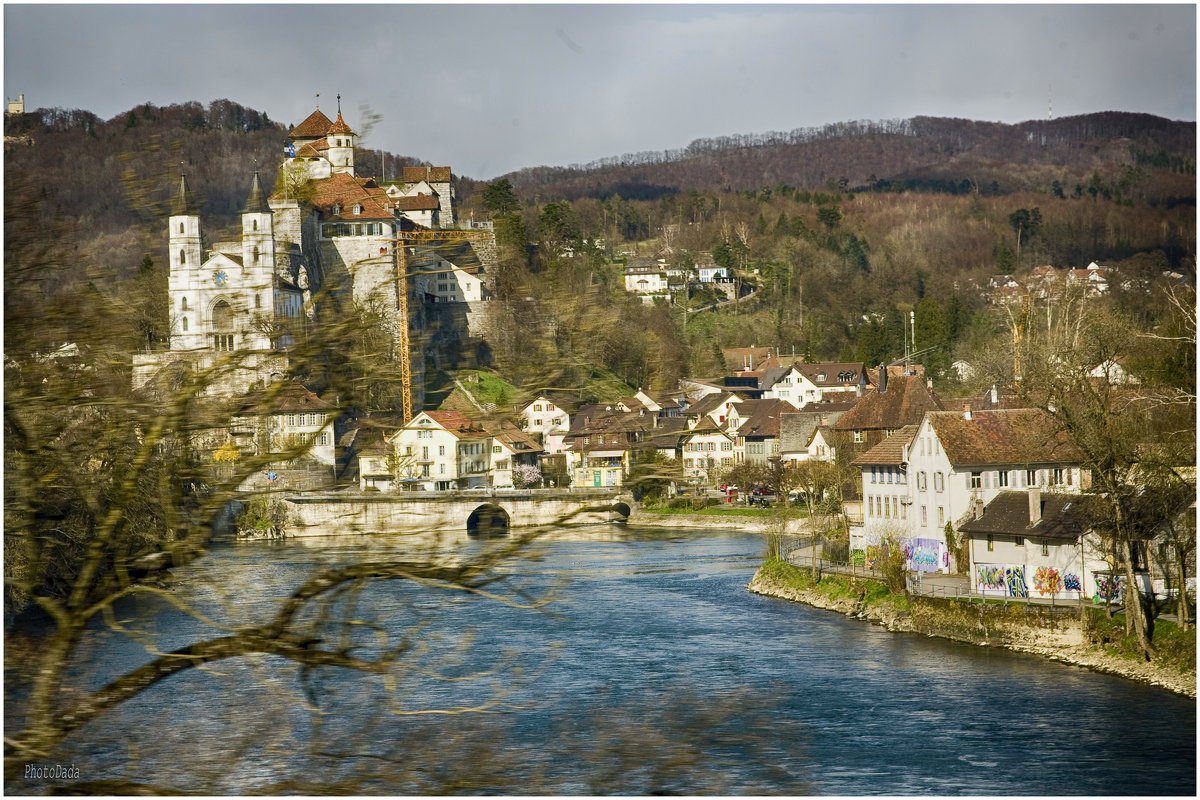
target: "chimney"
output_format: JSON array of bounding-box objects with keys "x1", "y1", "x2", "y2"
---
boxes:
[
  {"x1": 927, "y1": 379, "x2": 933, "y2": 392},
  {"x1": 990, "y1": 384, "x2": 999, "y2": 405},
  {"x1": 1028, "y1": 487, "x2": 1042, "y2": 525},
  {"x1": 963, "y1": 404, "x2": 972, "y2": 421},
  {"x1": 878, "y1": 364, "x2": 888, "y2": 394}
]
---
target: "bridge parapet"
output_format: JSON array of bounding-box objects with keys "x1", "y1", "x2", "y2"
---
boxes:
[{"x1": 280, "y1": 488, "x2": 633, "y2": 537}]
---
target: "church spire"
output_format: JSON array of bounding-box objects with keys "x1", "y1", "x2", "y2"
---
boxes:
[
  {"x1": 172, "y1": 170, "x2": 198, "y2": 215},
  {"x1": 242, "y1": 168, "x2": 269, "y2": 214}
]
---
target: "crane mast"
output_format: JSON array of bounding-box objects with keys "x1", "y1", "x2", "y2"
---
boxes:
[{"x1": 392, "y1": 228, "x2": 493, "y2": 423}]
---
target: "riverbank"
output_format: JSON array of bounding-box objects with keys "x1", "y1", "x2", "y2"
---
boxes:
[
  {"x1": 749, "y1": 560, "x2": 1197, "y2": 699},
  {"x1": 627, "y1": 507, "x2": 809, "y2": 534}
]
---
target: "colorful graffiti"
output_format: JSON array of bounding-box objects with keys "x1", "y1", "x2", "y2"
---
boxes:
[
  {"x1": 976, "y1": 564, "x2": 1006, "y2": 592},
  {"x1": 1006, "y1": 566, "x2": 1028, "y2": 598},
  {"x1": 864, "y1": 546, "x2": 880, "y2": 569},
  {"x1": 1094, "y1": 574, "x2": 1122, "y2": 603},
  {"x1": 1063, "y1": 574, "x2": 1082, "y2": 592},
  {"x1": 906, "y1": 538, "x2": 942, "y2": 573},
  {"x1": 1033, "y1": 567, "x2": 1063, "y2": 597}
]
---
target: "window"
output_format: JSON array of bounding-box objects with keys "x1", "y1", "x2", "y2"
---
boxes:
[
  {"x1": 181, "y1": 317, "x2": 188, "y2": 331},
  {"x1": 1027, "y1": 469, "x2": 1038, "y2": 487},
  {"x1": 987, "y1": 534, "x2": 994, "y2": 552},
  {"x1": 871, "y1": 467, "x2": 878, "y2": 484},
  {"x1": 934, "y1": 472, "x2": 944, "y2": 492},
  {"x1": 534, "y1": 419, "x2": 542, "y2": 426},
  {"x1": 439, "y1": 445, "x2": 445, "y2": 456},
  {"x1": 868, "y1": 497, "x2": 875, "y2": 517},
  {"x1": 181, "y1": 297, "x2": 188, "y2": 311},
  {"x1": 1051, "y1": 468, "x2": 1068, "y2": 486},
  {"x1": 853, "y1": 431, "x2": 864, "y2": 443},
  {"x1": 970, "y1": 472, "x2": 982, "y2": 489},
  {"x1": 998, "y1": 470, "x2": 1009, "y2": 488},
  {"x1": 917, "y1": 472, "x2": 927, "y2": 491},
  {"x1": 721, "y1": 441, "x2": 732, "y2": 451},
  {"x1": 422, "y1": 446, "x2": 429, "y2": 459},
  {"x1": 921, "y1": 506, "x2": 928, "y2": 525},
  {"x1": 213, "y1": 334, "x2": 235, "y2": 351},
  {"x1": 493, "y1": 446, "x2": 502, "y2": 454},
  {"x1": 179, "y1": 222, "x2": 185, "y2": 234},
  {"x1": 253, "y1": 219, "x2": 258, "y2": 231},
  {"x1": 937, "y1": 506, "x2": 944, "y2": 526},
  {"x1": 252, "y1": 245, "x2": 259, "y2": 263},
  {"x1": 255, "y1": 294, "x2": 261, "y2": 309},
  {"x1": 1014, "y1": 536, "x2": 1024, "y2": 547},
  {"x1": 1041, "y1": 541, "x2": 1049, "y2": 557},
  {"x1": 179, "y1": 249, "x2": 186, "y2": 265},
  {"x1": 534, "y1": 404, "x2": 543, "y2": 412}
]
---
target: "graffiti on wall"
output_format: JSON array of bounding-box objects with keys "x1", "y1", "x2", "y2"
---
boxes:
[
  {"x1": 1063, "y1": 574, "x2": 1082, "y2": 592},
  {"x1": 1094, "y1": 574, "x2": 1122, "y2": 602},
  {"x1": 976, "y1": 564, "x2": 1006, "y2": 592},
  {"x1": 1006, "y1": 566, "x2": 1028, "y2": 598},
  {"x1": 905, "y1": 538, "x2": 943, "y2": 573},
  {"x1": 1033, "y1": 566, "x2": 1063, "y2": 597}
]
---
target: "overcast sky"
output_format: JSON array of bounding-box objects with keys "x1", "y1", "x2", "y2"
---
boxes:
[{"x1": 4, "y1": 3, "x2": 1195, "y2": 180}]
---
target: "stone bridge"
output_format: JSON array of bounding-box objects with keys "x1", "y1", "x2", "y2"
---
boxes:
[{"x1": 280, "y1": 488, "x2": 633, "y2": 537}]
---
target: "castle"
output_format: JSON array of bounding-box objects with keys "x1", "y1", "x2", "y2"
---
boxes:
[{"x1": 135, "y1": 99, "x2": 488, "y2": 405}]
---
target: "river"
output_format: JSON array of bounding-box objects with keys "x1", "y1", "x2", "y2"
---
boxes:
[{"x1": 9, "y1": 526, "x2": 1196, "y2": 794}]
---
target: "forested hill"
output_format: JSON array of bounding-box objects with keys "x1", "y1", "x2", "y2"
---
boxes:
[
  {"x1": 2, "y1": 99, "x2": 430, "y2": 277},
  {"x1": 493, "y1": 112, "x2": 1195, "y2": 203}
]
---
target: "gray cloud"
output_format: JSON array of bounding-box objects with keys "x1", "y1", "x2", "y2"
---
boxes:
[{"x1": 5, "y1": 4, "x2": 1194, "y2": 179}]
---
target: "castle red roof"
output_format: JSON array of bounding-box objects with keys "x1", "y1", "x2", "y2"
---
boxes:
[{"x1": 290, "y1": 109, "x2": 335, "y2": 139}]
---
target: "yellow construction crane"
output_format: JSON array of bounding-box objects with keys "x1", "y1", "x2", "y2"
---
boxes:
[{"x1": 392, "y1": 228, "x2": 494, "y2": 423}]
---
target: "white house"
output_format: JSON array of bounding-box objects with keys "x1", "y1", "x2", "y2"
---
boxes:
[
  {"x1": 959, "y1": 489, "x2": 1147, "y2": 602},
  {"x1": 519, "y1": 394, "x2": 575, "y2": 455},
  {"x1": 851, "y1": 408, "x2": 1087, "y2": 573},
  {"x1": 389, "y1": 410, "x2": 491, "y2": 491}
]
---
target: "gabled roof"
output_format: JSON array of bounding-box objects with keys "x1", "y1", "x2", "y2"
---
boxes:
[
  {"x1": 759, "y1": 360, "x2": 867, "y2": 388},
  {"x1": 402, "y1": 166, "x2": 452, "y2": 183},
  {"x1": 779, "y1": 405, "x2": 854, "y2": 452},
  {"x1": 924, "y1": 409, "x2": 1082, "y2": 467},
  {"x1": 685, "y1": 391, "x2": 744, "y2": 419},
  {"x1": 958, "y1": 491, "x2": 1086, "y2": 541},
  {"x1": 240, "y1": 381, "x2": 337, "y2": 415},
  {"x1": 289, "y1": 109, "x2": 335, "y2": 139},
  {"x1": 406, "y1": 409, "x2": 487, "y2": 439},
  {"x1": 301, "y1": 171, "x2": 395, "y2": 221},
  {"x1": 852, "y1": 425, "x2": 920, "y2": 466},
  {"x1": 522, "y1": 391, "x2": 580, "y2": 415},
  {"x1": 392, "y1": 194, "x2": 441, "y2": 211},
  {"x1": 833, "y1": 375, "x2": 944, "y2": 432},
  {"x1": 735, "y1": 398, "x2": 792, "y2": 438}
]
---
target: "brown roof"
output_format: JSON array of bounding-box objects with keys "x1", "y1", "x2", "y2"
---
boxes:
[
  {"x1": 298, "y1": 171, "x2": 395, "y2": 221},
  {"x1": 402, "y1": 166, "x2": 452, "y2": 183},
  {"x1": 852, "y1": 425, "x2": 920, "y2": 466},
  {"x1": 958, "y1": 491, "x2": 1086, "y2": 541},
  {"x1": 833, "y1": 375, "x2": 944, "y2": 432},
  {"x1": 419, "y1": 409, "x2": 489, "y2": 439},
  {"x1": 242, "y1": 381, "x2": 337, "y2": 415},
  {"x1": 925, "y1": 409, "x2": 1082, "y2": 468},
  {"x1": 735, "y1": 398, "x2": 792, "y2": 438},
  {"x1": 328, "y1": 110, "x2": 354, "y2": 135},
  {"x1": 391, "y1": 194, "x2": 442, "y2": 211},
  {"x1": 290, "y1": 109, "x2": 335, "y2": 139}
]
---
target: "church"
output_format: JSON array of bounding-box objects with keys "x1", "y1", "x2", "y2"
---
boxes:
[{"x1": 135, "y1": 99, "x2": 480, "y2": 400}]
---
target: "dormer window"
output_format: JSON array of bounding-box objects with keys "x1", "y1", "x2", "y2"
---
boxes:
[
  {"x1": 353, "y1": 204, "x2": 362, "y2": 215},
  {"x1": 331, "y1": 204, "x2": 341, "y2": 215}
]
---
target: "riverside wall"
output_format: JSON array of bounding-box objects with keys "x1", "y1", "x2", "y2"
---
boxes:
[{"x1": 749, "y1": 565, "x2": 1197, "y2": 698}]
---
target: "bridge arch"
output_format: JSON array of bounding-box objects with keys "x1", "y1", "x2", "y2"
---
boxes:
[
  {"x1": 611, "y1": 502, "x2": 631, "y2": 521},
  {"x1": 467, "y1": 503, "x2": 510, "y2": 537}
]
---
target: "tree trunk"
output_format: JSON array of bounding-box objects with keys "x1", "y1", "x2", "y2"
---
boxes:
[
  {"x1": 1175, "y1": 542, "x2": 1191, "y2": 631},
  {"x1": 1118, "y1": 537, "x2": 1155, "y2": 660}
]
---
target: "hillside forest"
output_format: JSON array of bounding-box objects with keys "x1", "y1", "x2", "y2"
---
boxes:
[{"x1": 4, "y1": 99, "x2": 1195, "y2": 404}]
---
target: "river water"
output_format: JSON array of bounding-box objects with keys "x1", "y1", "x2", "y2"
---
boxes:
[{"x1": 11, "y1": 526, "x2": 1196, "y2": 794}]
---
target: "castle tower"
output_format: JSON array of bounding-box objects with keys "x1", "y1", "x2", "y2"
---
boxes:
[
  {"x1": 241, "y1": 170, "x2": 277, "y2": 350},
  {"x1": 326, "y1": 97, "x2": 355, "y2": 175},
  {"x1": 168, "y1": 173, "x2": 205, "y2": 351}
]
